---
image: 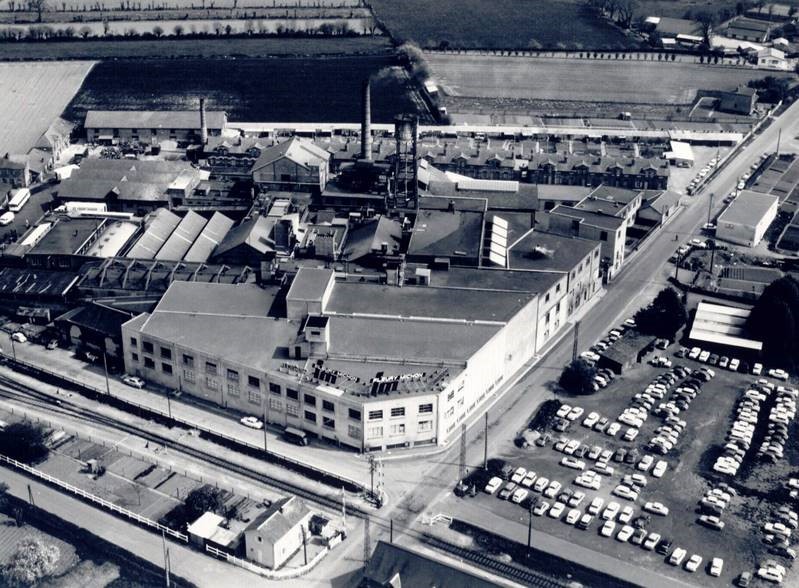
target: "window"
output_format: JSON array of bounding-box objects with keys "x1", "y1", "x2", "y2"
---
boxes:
[
  {"x1": 205, "y1": 377, "x2": 218, "y2": 390},
  {"x1": 144, "y1": 357, "x2": 155, "y2": 369},
  {"x1": 556, "y1": 282, "x2": 561, "y2": 293},
  {"x1": 269, "y1": 398, "x2": 282, "y2": 412},
  {"x1": 205, "y1": 361, "x2": 217, "y2": 376},
  {"x1": 323, "y1": 416, "x2": 335, "y2": 429},
  {"x1": 600, "y1": 231, "x2": 608, "y2": 241},
  {"x1": 304, "y1": 410, "x2": 316, "y2": 423},
  {"x1": 418, "y1": 403, "x2": 433, "y2": 414},
  {"x1": 129, "y1": 337, "x2": 137, "y2": 348},
  {"x1": 270, "y1": 383, "x2": 282, "y2": 396},
  {"x1": 418, "y1": 420, "x2": 433, "y2": 433},
  {"x1": 390, "y1": 407, "x2": 405, "y2": 418},
  {"x1": 556, "y1": 301, "x2": 561, "y2": 313},
  {"x1": 182, "y1": 354, "x2": 194, "y2": 368},
  {"x1": 131, "y1": 352, "x2": 139, "y2": 362},
  {"x1": 248, "y1": 389, "x2": 261, "y2": 404},
  {"x1": 594, "y1": 249, "x2": 599, "y2": 258},
  {"x1": 183, "y1": 369, "x2": 195, "y2": 383},
  {"x1": 368, "y1": 410, "x2": 383, "y2": 421},
  {"x1": 160, "y1": 347, "x2": 171, "y2": 360},
  {"x1": 304, "y1": 393, "x2": 316, "y2": 407},
  {"x1": 545, "y1": 292, "x2": 550, "y2": 303},
  {"x1": 348, "y1": 408, "x2": 362, "y2": 421},
  {"x1": 348, "y1": 425, "x2": 361, "y2": 439},
  {"x1": 142, "y1": 341, "x2": 154, "y2": 354},
  {"x1": 390, "y1": 423, "x2": 406, "y2": 436},
  {"x1": 227, "y1": 383, "x2": 239, "y2": 396},
  {"x1": 227, "y1": 369, "x2": 239, "y2": 382},
  {"x1": 286, "y1": 388, "x2": 298, "y2": 400},
  {"x1": 248, "y1": 376, "x2": 260, "y2": 388},
  {"x1": 286, "y1": 403, "x2": 299, "y2": 417},
  {"x1": 322, "y1": 400, "x2": 335, "y2": 412},
  {"x1": 367, "y1": 426, "x2": 383, "y2": 439},
  {"x1": 447, "y1": 391, "x2": 455, "y2": 401},
  {"x1": 545, "y1": 310, "x2": 551, "y2": 324},
  {"x1": 162, "y1": 363, "x2": 173, "y2": 375}
]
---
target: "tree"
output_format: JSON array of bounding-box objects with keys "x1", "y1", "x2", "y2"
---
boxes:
[
  {"x1": 747, "y1": 276, "x2": 799, "y2": 368},
  {"x1": 173, "y1": 24, "x2": 183, "y2": 36},
  {"x1": 152, "y1": 25, "x2": 163, "y2": 37},
  {"x1": 0, "y1": 422, "x2": 48, "y2": 464},
  {"x1": 0, "y1": 481, "x2": 8, "y2": 512},
  {"x1": 184, "y1": 486, "x2": 225, "y2": 521},
  {"x1": 559, "y1": 359, "x2": 598, "y2": 395},
  {"x1": 1, "y1": 538, "x2": 60, "y2": 587},
  {"x1": 634, "y1": 287, "x2": 687, "y2": 340},
  {"x1": 28, "y1": 0, "x2": 47, "y2": 22},
  {"x1": 616, "y1": 0, "x2": 638, "y2": 29},
  {"x1": 696, "y1": 11, "x2": 717, "y2": 47}
]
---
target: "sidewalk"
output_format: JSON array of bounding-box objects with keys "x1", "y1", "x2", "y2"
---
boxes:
[{"x1": 0, "y1": 332, "x2": 369, "y2": 487}]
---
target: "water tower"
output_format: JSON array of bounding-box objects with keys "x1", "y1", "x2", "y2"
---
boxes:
[{"x1": 390, "y1": 114, "x2": 418, "y2": 210}]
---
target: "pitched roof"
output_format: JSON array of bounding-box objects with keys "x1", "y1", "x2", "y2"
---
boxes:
[
  {"x1": 342, "y1": 216, "x2": 402, "y2": 262},
  {"x1": 84, "y1": 110, "x2": 227, "y2": 130},
  {"x1": 212, "y1": 215, "x2": 275, "y2": 258},
  {"x1": 55, "y1": 301, "x2": 134, "y2": 337},
  {"x1": 183, "y1": 211, "x2": 235, "y2": 263},
  {"x1": 252, "y1": 137, "x2": 330, "y2": 172},
  {"x1": 245, "y1": 496, "x2": 310, "y2": 543}
]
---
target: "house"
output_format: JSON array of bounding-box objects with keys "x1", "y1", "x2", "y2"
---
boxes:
[
  {"x1": 84, "y1": 109, "x2": 227, "y2": 144},
  {"x1": 341, "y1": 216, "x2": 403, "y2": 268},
  {"x1": 725, "y1": 17, "x2": 774, "y2": 43},
  {"x1": 757, "y1": 47, "x2": 790, "y2": 70},
  {"x1": 0, "y1": 153, "x2": 31, "y2": 188},
  {"x1": 251, "y1": 137, "x2": 331, "y2": 194},
  {"x1": 211, "y1": 216, "x2": 276, "y2": 266},
  {"x1": 33, "y1": 117, "x2": 74, "y2": 167},
  {"x1": 244, "y1": 496, "x2": 312, "y2": 570},
  {"x1": 717, "y1": 87, "x2": 758, "y2": 115},
  {"x1": 598, "y1": 331, "x2": 657, "y2": 374},
  {"x1": 187, "y1": 512, "x2": 239, "y2": 551},
  {"x1": 716, "y1": 190, "x2": 779, "y2": 247},
  {"x1": 636, "y1": 190, "x2": 682, "y2": 226},
  {"x1": 745, "y1": 3, "x2": 796, "y2": 22},
  {"x1": 663, "y1": 141, "x2": 695, "y2": 167}
]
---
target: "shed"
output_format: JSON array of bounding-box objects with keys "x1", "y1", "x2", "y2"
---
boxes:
[{"x1": 598, "y1": 332, "x2": 657, "y2": 374}]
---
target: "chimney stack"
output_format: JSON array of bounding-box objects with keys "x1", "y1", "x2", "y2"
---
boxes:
[
  {"x1": 361, "y1": 79, "x2": 372, "y2": 161},
  {"x1": 199, "y1": 98, "x2": 208, "y2": 145}
]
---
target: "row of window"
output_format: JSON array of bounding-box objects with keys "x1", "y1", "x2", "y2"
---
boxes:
[
  {"x1": 367, "y1": 420, "x2": 433, "y2": 440},
  {"x1": 367, "y1": 403, "x2": 433, "y2": 421}
]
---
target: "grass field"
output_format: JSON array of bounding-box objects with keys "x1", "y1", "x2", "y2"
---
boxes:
[
  {"x1": 370, "y1": 0, "x2": 636, "y2": 49},
  {"x1": 0, "y1": 60, "x2": 94, "y2": 155},
  {"x1": 64, "y1": 55, "x2": 432, "y2": 124},
  {"x1": 426, "y1": 54, "x2": 795, "y2": 104}
]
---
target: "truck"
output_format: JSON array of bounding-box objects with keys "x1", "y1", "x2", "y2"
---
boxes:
[
  {"x1": 7, "y1": 188, "x2": 30, "y2": 212},
  {"x1": 54, "y1": 201, "x2": 108, "y2": 215}
]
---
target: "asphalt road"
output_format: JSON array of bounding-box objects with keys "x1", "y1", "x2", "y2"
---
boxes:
[{"x1": 352, "y1": 101, "x2": 799, "y2": 586}]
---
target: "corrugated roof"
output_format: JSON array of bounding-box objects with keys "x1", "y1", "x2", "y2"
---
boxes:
[
  {"x1": 183, "y1": 212, "x2": 234, "y2": 263},
  {"x1": 126, "y1": 208, "x2": 181, "y2": 260},
  {"x1": 689, "y1": 301, "x2": 763, "y2": 351},
  {"x1": 155, "y1": 210, "x2": 207, "y2": 261}
]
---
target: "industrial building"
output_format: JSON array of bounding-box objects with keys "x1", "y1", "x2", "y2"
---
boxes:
[
  {"x1": 84, "y1": 104, "x2": 227, "y2": 144},
  {"x1": 716, "y1": 190, "x2": 779, "y2": 247}
]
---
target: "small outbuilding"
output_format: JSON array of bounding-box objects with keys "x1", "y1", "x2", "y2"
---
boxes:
[{"x1": 716, "y1": 190, "x2": 779, "y2": 247}]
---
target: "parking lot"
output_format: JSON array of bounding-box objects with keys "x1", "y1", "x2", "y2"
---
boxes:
[{"x1": 443, "y1": 324, "x2": 797, "y2": 587}]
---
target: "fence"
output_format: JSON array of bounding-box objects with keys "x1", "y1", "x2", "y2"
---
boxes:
[
  {"x1": 0, "y1": 454, "x2": 188, "y2": 543},
  {"x1": 206, "y1": 541, "x2": 330, "y2": 580}
]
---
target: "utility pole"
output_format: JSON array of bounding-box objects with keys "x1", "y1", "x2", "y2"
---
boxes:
[
  {"x1": 27, "y1": 484, "x2": 34, "y2": 507},
  {"x1": 777, "y1": 128, "x2": 782, "y2": 156},
  {"x1": 341, "y1": 486, "x2": 346, "y2": 526},
  {"x1": 483, "y1": 411, "x2": 488, "y2": 470},
  {"x1": 263, "y1": 400, "x2": 268, "y2": 453},
  {"x1": 527, "y1": 502, "x2": 533, "y2": 554},
  {"x1": 161, "y1": 531, "x2": 171, "y2": 588},
  {"x1": 10, "y1": 336, "x2": 16, "y2": 361},
  {"x1": 572, "y1": 320, "x2": 580, "y2": 362},
  {"x1": 706, "y1": 192, "x2": 714, "y2": 227},
  {"x1": 301, "y1": 526, "x2": 308, "y2": 565},
  {"x1": 458, "y1": 423, "x2": 467, "y2": 483},
  {"x1": 389, "y1": 519, "x2": 394, "y2": 543},
  {"x1": 102, "y1": 352, "x2": 111, "y2": 396},
  {"x1": 363, "y1": 512, "x2": 371, "y2": 564}
]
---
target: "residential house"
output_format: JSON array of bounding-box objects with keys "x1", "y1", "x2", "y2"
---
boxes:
[
  {"x1": 757, "y1": 47, "x2": 790, "y2": 70},
  {"x1": 244, "y1": 496, "x2": 313, "y2": 569},
  {"x1": 0, "y1": 153, "x2": 31, "y2": 188}
]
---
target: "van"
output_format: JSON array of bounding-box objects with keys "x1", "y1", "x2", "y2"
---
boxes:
[
  {"x1": 8, "y1": 188, "x2": 30, "y2": 212},
  {"x1": 283, "y1": 426, "x2": 309, "y2": 446}
]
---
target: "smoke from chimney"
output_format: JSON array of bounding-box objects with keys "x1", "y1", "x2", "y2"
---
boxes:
[
  {"x1": 199, "y1": 97, "x2": 208, "y2": 145},
  {"x1": 361, "y1": 79, "x2": 372, "y2": 162}
]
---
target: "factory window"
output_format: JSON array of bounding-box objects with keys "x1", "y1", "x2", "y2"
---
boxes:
[
  {"x1": 162, "y1": 363, "x2": 173, "y2": 375},
  {"x1": 248, "y1": 390, "x2": 261, "y2": 404},
  {"x1": 248, "y1": 376, "x2": 260, "y2": 388},
  {"x1": 129, "y1": 337, "x2": 137, "y2": 348},
  {"x1": 367, "y1": 426, "x2": 383, "y2": 439},
  {"x1": 142, "y1": 341, "x2": 154, "y2": 354},
  {"x1": 286, "y1": 403, "x2": 299, "y2": 417},
  {"x1": 349, "y1": 408, "x2": 362, "y2": 421},
  {"x1": 183, "y1": 370, "x2": 195, "y2": 383},
  {"x1": 418, "y1": 420, "x2": 433, "y2": 433},
  {"x1": 390, "y1": 407, "x2": 405, "y2": 418},
  {"x1": 226, "y1": 369, "x2": 239, "y2": 382},
  {"x1": 205, "y1": 361, "x2": 217, "y2": 376},
  {"x1": 286, "y1": 388, "x2": 298, "y2": 400},
  {"x1": 269, "y1": 398, "x2": 282, "y2": 412},
  {"x1": 269, "y1": 383, "x2": 281, "y2": 395},
  {"x1": 227, "y1": 383, "x2": 239, "y2": 396},
  {"x1": 390, "y1": 423, "x2": 406, "y2": 436},
  {"x1": 205, "y1": 377, "x2": 218, "y2": 390},
  {"x1": 112, "y1": 128, "x2": 119, "y2": 137},
  {"x1": 600, "y1": 231, "x2": 608, "y2": 241},
  {"x1": 348, "y1": 425, "x2": 361, "y2": 439},
  {"x1": 322, "y1": 400, "x2": 335, "y2": 412},
  {"x1": 144, "y1": 357, "x2": 155, "y2": 369},
  {"x1": 323, "y1": 416, "x2": 335, "y2": 429},
  {"x1": 368, "y1": 410, "x2": 383, "y2": 421},
  {"x1": 131, "y1": 352, "x2": 139, "y2": 362},
  {"x1": 182, "y1": 354, "x2": 194, "y2": 368},
  {"x1": 304, "y1": 393, "x2": 316, "y2": 407},
  {"x1": 418, "y1": 403, "x2": 433, "y2": 414},
  {"x1": 304, "y1": 410, "x2": 316, "y2": 423}
]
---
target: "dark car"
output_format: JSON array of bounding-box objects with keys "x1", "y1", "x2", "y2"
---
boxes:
[
  {"x1": 655, "y1": 538, "x2": 673, "y2": 555},
  {"x1": 487, "y1": 458, "x2": 514, "y2": 480},
  {"x1": 708, "y1": 354, "x2": 719, "y2": 366},
  {"x1": 535, "y1": 433, "x2": 552, "y2": 447},
  {"x1": 630, "y1": 527, "x2": 648, "y2": 546}
]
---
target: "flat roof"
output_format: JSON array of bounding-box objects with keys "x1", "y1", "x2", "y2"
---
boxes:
[
  {"x1": 548, "y1": 204, "x2": 625, "y2": 230},
  {"x1": 325, "y1": 282, "x2": 532, "y2": 323},
  {"x1": 508, "y1": 230, "x2": 598, "y2": 273},
  {"x1": 287, "y1": 267, "x2": 334, "y2": 302},
  {"x1": 689, "y1": 301, "x2": 763, "y2": 351},
  {"x1": 83, "y1": 220, "x2": 139, "y2": 258},
  {"x1": 28, "y1": 217, "x2": 104, "y2": 256},
  {"x1": 718, "y1": 190, "x2": 779, "y2": 226},
  {"x1": 407, "y1": 209, "x2": 484, "y2": 260},
  {"x1": 431, "y1": 266, "x2": 560, "y2": 294},
  {"x1": 85, "y1": 110, "x2": 226, "y2": 130}
]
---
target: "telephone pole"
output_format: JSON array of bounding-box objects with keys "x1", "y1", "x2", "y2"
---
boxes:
[
  {"x1": 458, "y1": 423, "x2": 467, "y2": 483},
  {"x1": 483, "y1": 411, "x2": 488, "y2": 470},
  {"x1": 102, "y1": 352, "x2": 111, "y2": 397},
  {"x1": 363, "y1": 512, "x2": 371, "y2": 564},
  {"x1": 572, "y1": 320, "x2": 580, "y2": 362}
]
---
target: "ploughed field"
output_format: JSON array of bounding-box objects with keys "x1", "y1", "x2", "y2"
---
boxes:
[{"x1": 63, "y1": 55, "x2": 433, "y2": 124}]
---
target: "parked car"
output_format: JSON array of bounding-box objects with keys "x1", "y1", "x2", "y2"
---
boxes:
[
  {"x1": 10, "y1": 332, "x2": 27, "y2": 343},
  {"x1": 121, "y1": 374, "x2": 145, "y2": 388},
  {"x1": 685, "y1": 554, "x2": 702, "y2": 573},
  {"x1": 240, "y1": 415, "x2": 264, "y2": 429}
]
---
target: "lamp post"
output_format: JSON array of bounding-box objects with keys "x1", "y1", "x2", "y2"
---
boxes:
[
  {"x1": 9, "y1": 335, "x2": 16, "y2": 361},
  {"x1": 102, "y1": 352, "x2": 111, "y2": 397}
]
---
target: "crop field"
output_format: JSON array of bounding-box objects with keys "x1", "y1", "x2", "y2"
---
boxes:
[
  {"x1": 370, "y1": 0, "x2": 636, "y2": 49},
  {"x1": 0, "y1": 61, "x2": 95, "y2": 155},
  {"x1": 426, "y1": 54, "x2": 796, "y2": 104},
  {"x1": 64, "y1": 56, "x2": 433, "y2": 124}
]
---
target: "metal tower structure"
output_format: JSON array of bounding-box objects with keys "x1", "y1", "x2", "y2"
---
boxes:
[{"x1": 390, "y1": 114, "x2": 418, "y2": 210}]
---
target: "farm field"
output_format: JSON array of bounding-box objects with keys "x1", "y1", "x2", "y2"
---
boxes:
[
  {"x1": 63, "y1": 56, "x2": 433, "y2": 124},
  {"x1": 426, "y1": 53, "x2": 795, "y2": 104},
  {"x1": 370, "y1": 0, "x2": 637, "y2": 49},
  {"x1": 0, "y1": 35, "x2": 391, "y2": 60},
  {"x1": 0, "y1": 61, "x2": 95, "y2": 155}
]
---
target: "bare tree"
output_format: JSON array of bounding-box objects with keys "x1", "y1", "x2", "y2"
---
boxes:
[
  {"x1": 616, "y1": 0, "x2": 638, "y2": 29},
  {"x1": 696, "y1": 11, "x2": 716, "y2": 47},
  {"x1": 28, "y1": 0, "x2": 47, "y2": 23}
]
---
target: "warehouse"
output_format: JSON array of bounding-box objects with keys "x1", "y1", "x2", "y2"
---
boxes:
[
  {"x1": 84, "y1": 108, "x2": 227, "y2": 144},
  {"x1": 716, "y1": 190, "x2": 779, "y2": 247}
]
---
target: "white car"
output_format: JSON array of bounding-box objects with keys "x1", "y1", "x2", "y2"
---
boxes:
[
  {"x1": 669, "y1": 548, "x2": 687, "y2": 566},
  {"x1": 618, "y1": 505, "x2": 634, "y2": 524},
  {"x1": 580, "y1": 351, "x2": 600, "y2": 362},
  {"x1": 729, "y1": 358, "x2": 740, "y2": 371},
  {"x1": 622, "y1": 427, "x2": 639, "y2": 442},
  {"x1": 644, "y1": 501, "x2": 669, "y2": 516},
  {"x1": 565, "y1": 508, "x2": 581, "y2": 525},
  {"x1": 240, "y1": 415, "x2": 264, "y2": 429},
  {"x1": 511, "y1": 488, "x2": 529, "y2": 504},
  {"x1": 602, "y1": 501, "x2": 621, "y2": 520},
  {"x1": 484, "y1": 476, "x2": 503, "y2": 494},
  {"x1": 613, "y1": 485, "x2": 639, "y2": 502},
  {"x1": 0, "y1": 211, "x2": 14, "y2": 226},
  {"x1": 520, "y1": 471, "x2": 538, "y2": 488},
  {"x1": 566, "y1": 406, "x2": 585, "y2": 421},
  {"x1": 688, "y1": 347, "x2": 701, "y2": 360},
  {"x1": 556, "y1": 404, "x2": 572, "y2": 418},
  {"x1": 511, "y1": 467, "x2": 528, "y2": 484},
  {"x1": 605, "y1": 422, "x2": 621, "y2": 437},
  {"x1": 652, "y1": 460, "x2": 668, "y2": 478},
  {"x1": 560, "y1": 457, "x2": 585, "y2": 470},
  {"x1": 548, "y1": 502, "x2": 566, "y2": 519},
  {"x1": 582, "y1": 412, "x2": 600, "y2": 428},
  {"x1": 588, "y1": 497, "x2": 605, "y2": 515},
  {"x1": 643, "y1": 532, "x2": 661, "y2": 551},
  {"x1": 616, "y1": 524, "x2": 634, "y2": 542},
  {"x1": 753, "y1": 363, "x2": 763, "y2": 376},
  {"x1": 709, "y1": 557, "x2": 723, "y2": 577},
  {"x1": 599, "y1": 520, "x2": 616, "y2": 537},
  {"x1": 699, "y1": 350, "x2": 711, "y2": 362},
  {"x1": 121, "y1": 374, "x2": 145, "y2": 388},
  {"x1": 769, "y1": 368, "x2": 790, "y2": 381},
  {"x1": 637, "y1": 454, "x2": 654, "y2": 472},
  {"x1": 543, "y1": 480, "x2": 562, "y2": 499},
  {"x1": 685, "y1": 554, "x2": 702, "y2": 573},
  {"x1": 10, "y1": 332, "x2": 27, "y2": 343}
]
